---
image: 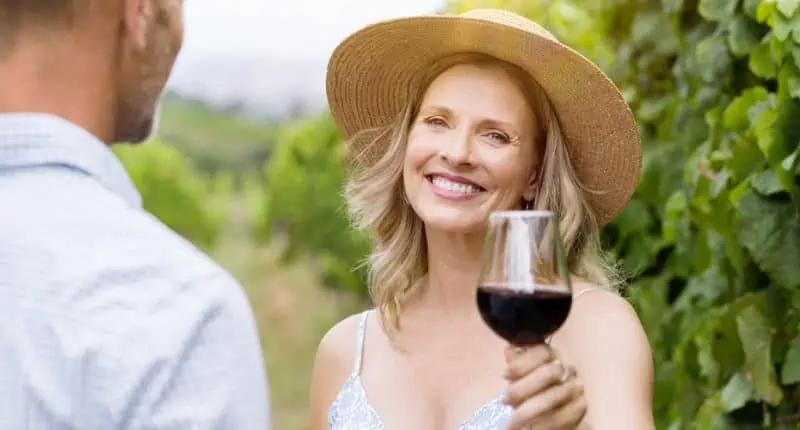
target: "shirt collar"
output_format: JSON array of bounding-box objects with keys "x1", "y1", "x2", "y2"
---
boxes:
[{"x1": 0, "y1": 112, "x2": 142, "y2": 208}]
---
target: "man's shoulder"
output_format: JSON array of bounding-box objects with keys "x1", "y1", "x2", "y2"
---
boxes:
[
  {"x1": 69, "y1": 204, "x2": 250, "y2": 327},
  {"x1": 3, "y1": 166, "x2": 219, "y2": 266},
  {"x1": 0, "y1": 168, "x2": 250, "y2": 330}
]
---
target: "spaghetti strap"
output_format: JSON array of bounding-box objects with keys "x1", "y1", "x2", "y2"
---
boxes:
[
  {"x1": 352, "y1": 310, "x2": 370, "y2": 375},
  {"x1": 574, "y1": 286, "x2": 605, "y2": 299},
  {"x1": 544, "y1": 287, "x2": 606, "y2": 344}
]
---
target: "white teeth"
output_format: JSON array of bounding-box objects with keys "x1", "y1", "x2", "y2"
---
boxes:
[{"x1": 431, "y1": 176, "x2": 481, "y2": 194}]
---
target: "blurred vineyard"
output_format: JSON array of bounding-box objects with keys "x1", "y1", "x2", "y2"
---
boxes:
[
  {"x1": 117, "y1": 0, "x2": 800, "y2": 428},
  {"x1": 113, "y1": 97, "x2": 365, "y2": 430}
]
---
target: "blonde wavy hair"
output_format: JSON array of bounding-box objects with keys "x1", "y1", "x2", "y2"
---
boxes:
[{"x1": 344, "y1": 52, "x2": 622, "y2": 334}]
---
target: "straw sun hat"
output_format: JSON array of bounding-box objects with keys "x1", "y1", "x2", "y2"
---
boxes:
[{"x1": 325, "y1": 8, "x2": 642, "y2": 227}]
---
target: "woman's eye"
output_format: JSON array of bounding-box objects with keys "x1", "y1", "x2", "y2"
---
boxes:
[
  {"x1": 486, "y1": 131, "x2": 510, "y2": 143},
  {"x1": 425, "y1": 117, "x2": 448, "y2": 127}
]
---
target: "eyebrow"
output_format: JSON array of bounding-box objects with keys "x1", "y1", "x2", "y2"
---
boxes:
[
  {"x1": 420, "y1": 104, "x2": 522, "y2": 134},
  {"x1": 418, "y1": 104, "x2": 453, "y2": 116}
]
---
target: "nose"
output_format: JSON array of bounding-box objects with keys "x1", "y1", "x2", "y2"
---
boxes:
[{"x1": 438, "y1": 129, "x2": 474, "y2": 166}]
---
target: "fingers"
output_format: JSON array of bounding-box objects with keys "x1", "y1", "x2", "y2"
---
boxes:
[
  {"x1": 505, "y1": 377, "x2": 585, "y2": 430},
  {"x1": 503, "y1": 344, "x2": 585, "y2": 430},
  {"x1": 505, "y1": 343, "x2": 535, "y2": 361},
  {"x1": 503, "y1": 360, "x2": 575, "y2": 408},
  {"x1": 549, "y1": 391, "x2": 588, "y2": 429},
  {"x1": 504, "y1": 344, "x2": 553, "y2": 381}
]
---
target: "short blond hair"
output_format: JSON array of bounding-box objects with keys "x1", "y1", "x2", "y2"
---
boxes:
[
  {"x1": 344, "y1": 52, "x2": 622, "y2": 335},
  {"x1": 0, "y1": 0, "x2": 86, "y2": 55}
]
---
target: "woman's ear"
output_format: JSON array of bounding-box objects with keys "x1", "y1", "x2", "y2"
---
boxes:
[{"x1": 522, "y1": 167, "x2": 538, "y2": 202}]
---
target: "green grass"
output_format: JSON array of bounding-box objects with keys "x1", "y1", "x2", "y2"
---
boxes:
[{"x1": 211, "y1": 194, "x2": 363, "y2": 430}]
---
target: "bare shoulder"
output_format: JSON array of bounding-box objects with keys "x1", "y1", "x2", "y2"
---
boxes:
[
  {"x1": 566, "y1": 286, "x2": 651, "y2": 349},
  {"x1": 313, "y1": 311, "x2": 365, "y2": 375},
  {"x1": 309, "y1": 310, "x2": 368, "y2": 429},
  {"x1": 557, "y1": 287, "x2": 656, "y2": 429}
]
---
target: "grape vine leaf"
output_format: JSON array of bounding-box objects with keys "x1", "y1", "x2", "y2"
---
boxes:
[{"x1": 736, "y1": 305, "x2": 783, "y2": 405}]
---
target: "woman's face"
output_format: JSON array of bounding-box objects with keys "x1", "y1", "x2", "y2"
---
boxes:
[{"x1": 402, "y1": 63, "x2": 541, "y2": 233}]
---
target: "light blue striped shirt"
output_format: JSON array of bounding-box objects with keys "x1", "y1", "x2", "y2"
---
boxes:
[{"x1": 0, "y1": 113, "x2": 271, "y2": 429}]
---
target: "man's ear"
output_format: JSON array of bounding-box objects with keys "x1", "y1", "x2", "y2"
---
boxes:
[{"x1": 121, "y1": 0, "x2": 152, "y2": 52}]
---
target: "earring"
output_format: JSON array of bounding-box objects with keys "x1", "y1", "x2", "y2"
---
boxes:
[{"x1": 523, "y1": 199, "x2": 534, "y2": 210}]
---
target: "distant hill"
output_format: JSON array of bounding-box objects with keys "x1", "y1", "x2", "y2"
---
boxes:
[
  {"x1": 157, "y1": 93, "x2": 279, "y2": 174},
  {"x1": 166, "y1": 55, "x2": 329, "y2": 121}
]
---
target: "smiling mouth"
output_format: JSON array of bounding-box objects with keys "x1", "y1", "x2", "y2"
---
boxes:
[{"x1": 426, "y1": 174, "x2": 486, "y2": 195}]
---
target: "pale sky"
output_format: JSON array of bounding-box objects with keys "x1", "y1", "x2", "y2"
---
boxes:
[{"x1": 179, "y1": 0, "x2": 446, "y2": 61}]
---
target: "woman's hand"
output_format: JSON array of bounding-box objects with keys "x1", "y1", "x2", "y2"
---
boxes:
[{"x1": 502, "y1": 344, "x2": 586, "y2": 430}]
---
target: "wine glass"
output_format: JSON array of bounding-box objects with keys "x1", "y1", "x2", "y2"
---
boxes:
[{"x1": 476, "y1": 210, "x2": 572, "y2": 346}]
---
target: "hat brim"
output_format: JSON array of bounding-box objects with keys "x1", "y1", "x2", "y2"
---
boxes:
[{"x1": 326, "y1": 14, "x2": 642, "y2": 227}]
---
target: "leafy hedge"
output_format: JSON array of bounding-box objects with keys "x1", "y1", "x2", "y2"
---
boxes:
[
  {"x1": 255, "y1": 113, "x2": 371, "y2": 292},
  {"x1": 448, "y1": 0, "x2": 800, "y2": 426},
  {"x1": 114, "y1": 139, "x2": 232, "y2": 251}
]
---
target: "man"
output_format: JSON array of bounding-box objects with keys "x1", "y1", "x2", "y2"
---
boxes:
[{"x1": 0, "y1": 1, "x2": 271, "y2": 429}]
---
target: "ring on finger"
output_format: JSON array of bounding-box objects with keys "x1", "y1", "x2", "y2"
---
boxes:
[{"x1": 555, "y1": 359, "x2": 571, "y2": 382}]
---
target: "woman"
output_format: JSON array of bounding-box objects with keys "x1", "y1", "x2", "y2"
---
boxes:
[{"x1": 311, "y1": 8, "x2": 654, "y2": 430}]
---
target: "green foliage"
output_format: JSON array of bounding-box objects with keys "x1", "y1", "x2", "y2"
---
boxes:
[
  {"x1": 256, "y1": 113, "x2": 371, "y2": 293},
  {"x1": 158, "y1": 93, "x2": 279, "y2": 174},
  {"x1": 242, "y1": 168, "x2": 270, "y2": 243},
  {"x1": 114, "y1": 138, "x2": 231, "y2": 251},
  {"x1": 455, "y1": 0, "x2": 800, "y2": 426}
]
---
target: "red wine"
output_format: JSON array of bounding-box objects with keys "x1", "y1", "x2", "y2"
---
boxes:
[{"x1": 477, "y1": 284, "x2": 572, "y2": 345}]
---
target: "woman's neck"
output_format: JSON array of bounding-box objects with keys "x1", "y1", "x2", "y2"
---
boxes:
[{"x1": 417, "y1": 227, "x2": 486, "y2": 316}]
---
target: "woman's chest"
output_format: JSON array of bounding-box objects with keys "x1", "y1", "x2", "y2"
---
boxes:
[{"x1": 358, "y1": 335, "x2": 510, "y2": 429}]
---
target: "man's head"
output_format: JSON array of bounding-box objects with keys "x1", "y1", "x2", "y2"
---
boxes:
[{"x1": 0, "y1": 0, "x2": 185, "y2": 144}]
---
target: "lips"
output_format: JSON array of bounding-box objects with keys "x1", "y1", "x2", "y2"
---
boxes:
[{"x1": 426, "y1": 173, "x2": 486, "y2": 195}]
